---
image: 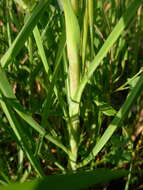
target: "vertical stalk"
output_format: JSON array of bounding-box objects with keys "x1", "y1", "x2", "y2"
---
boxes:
[
  {"x1": 82, "y1": 0, "x2": 89, "y2": 74},
  {"x1": 61, "y1": 0, "x2": 80, "y2": 170},
  {"x1": 71, "y1": 0, "x2": 78, "y2": 14},
  {"x1": 88, "y1": 0, "x2": 94, "y2": 59}
]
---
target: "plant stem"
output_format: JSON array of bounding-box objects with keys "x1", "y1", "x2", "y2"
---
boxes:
[
  {"x1": 71, "y1": 0, "x2": 78, "y2": 14},
  {"x1": 62, "y1": 0, "x2": 80, "y2": 170},
  {"x1": 88, "y1": 0, "x2": 94, "y2": 59},
  {"x1": 82, "y1": 0, "x2": 88, "y2": 74}
]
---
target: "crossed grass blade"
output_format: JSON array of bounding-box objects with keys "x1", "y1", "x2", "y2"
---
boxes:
[
  {"x1": 78, "y1": 73, "x2": 143, "y2": 167},
  {"x1": 76, "y1": 0, "x2": 143, "y2": 168},
  {"x1": 74, "y1": 0, "x2": 143, "y2": 102},
  {"x1": 0, "y1": 96, "x2": 44, "y2": 177},
  {"x1": 0, "y1": 0, "x2": 49, "y2": 68},
  {"x1": 0, "y1": 69, "x2": 69, "y2": 154},
  {"x1": 0, "y1": 0, "x2": 69, "y2": 163}
]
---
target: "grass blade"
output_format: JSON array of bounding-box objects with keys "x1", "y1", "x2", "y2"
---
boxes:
[
  {"x1": 0, "y1": 0, "x2": 49, "y2": 68},
  {"x1": 75, "y1": 0, "x2": 142, "y2": 102},
  {"x1": 78, "y1": 73, "x2": 143, "y2": 167},
  {"x1": 0, "y1": 66, "x2": 69, "y2": 155},
  {"x1": 0, "y1": 169, "x2": 128, "y2": 190},
  {"x1": 33, "y1": 25, "x2": 51, "y2": 75},
  {"x1": 0, "y1": 97, "x2": 44, "y2": 177}
]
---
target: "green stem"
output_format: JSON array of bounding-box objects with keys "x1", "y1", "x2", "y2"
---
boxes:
[
  {"x1": 70, "y1": 0, "x2": 78, "y2": 14},
  {"x1": 88, "y1": 0, "x2": 94, "y2": 59},
  {"x1": 82, "y1": 0, "x2": 88, "y2": 74},
  {"x1": 62, "y1": 0, "x2": 80, "y2": 170}
]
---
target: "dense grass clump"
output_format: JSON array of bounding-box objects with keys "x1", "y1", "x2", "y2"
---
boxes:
[{"x1": 0, "y1": 0, "x2": 143, "y2": 189}]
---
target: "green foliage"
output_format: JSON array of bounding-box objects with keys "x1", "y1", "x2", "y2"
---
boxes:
[{"x1": 0, "y1": 0, "x2": 143, "y2": 189}]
